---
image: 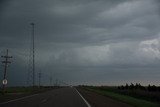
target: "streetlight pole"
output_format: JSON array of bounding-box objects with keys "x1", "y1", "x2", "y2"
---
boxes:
[{"x1": 30, "y1": 23, "x2": 35, "y2": 87}]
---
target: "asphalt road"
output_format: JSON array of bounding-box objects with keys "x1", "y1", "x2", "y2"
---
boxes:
[{"x1": 0, "y1": 87, "x2": 89, "y2": 107}]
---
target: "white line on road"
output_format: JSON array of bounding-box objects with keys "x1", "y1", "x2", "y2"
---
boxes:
[
  {"x1": 74, "y1": 88, "x2": 91, "y2": 107},
  {"x1": 0, "y1": 93, "x2": 39, "y2": 105},
  {"x1": 41, "y1": 99, "x2": 48, "y2": 103}
]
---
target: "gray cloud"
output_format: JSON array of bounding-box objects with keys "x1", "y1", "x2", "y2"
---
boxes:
[{"x1": 0, "y1": 0, "x2": 160, "y2": 86}]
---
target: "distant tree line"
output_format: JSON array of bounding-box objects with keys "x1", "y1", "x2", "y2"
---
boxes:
[{"x1": 118, "y1": 83, "x2": 160, "y2": 92}]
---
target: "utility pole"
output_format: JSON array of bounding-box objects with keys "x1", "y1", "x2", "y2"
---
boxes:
[
  {"x1": 1, "y1": 49, "x2": 12, "y2": 94},
  {"x1": 38, "y1": 71, "x2": 41, "y2": 88},
  {"x1": 50, "y1": 76, "x2": 52, "y2": 87},
  {"x1": 55, "y1": 79, "x2": 58, "y2": 87},
  {"x1": 30, "y1": 23, "x2": 35, "y2": 87}
]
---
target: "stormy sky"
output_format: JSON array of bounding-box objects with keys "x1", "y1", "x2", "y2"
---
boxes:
[{"x1": 0, "y1": 0, "x2": 160, "y2": 86}]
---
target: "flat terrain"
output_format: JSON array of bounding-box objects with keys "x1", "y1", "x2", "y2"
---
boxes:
[
  {"x1": 0, "y1": 87, "x2": 133, "y2": 107},
  {"x1": 0, "y1": 87, "x2": 88, "y2": 107},
  {"x1": 77, "y1": 87, "x2": 132, "y2": 107},
  {"x1": 82, "y1": 86, "x2": 160, "y2": 107}
]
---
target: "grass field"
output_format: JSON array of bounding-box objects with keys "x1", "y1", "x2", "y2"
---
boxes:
[
  {"x1": 0, "y1": 86, "x2": 61, "y2": 102},
  {"x1": 0, "y1": 86, "x2": 60, "y2": 95},
  {"x1": 1, "y1": 87, "x2": 35, "y2": 94},
  {"x1": 85, "y1": 86, "x2": 160, "y2": 107}
]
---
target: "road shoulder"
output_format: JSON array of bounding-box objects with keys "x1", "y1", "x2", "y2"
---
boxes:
[{"x1": 77, "y1": 87, "x2": 133, "y2": 107}]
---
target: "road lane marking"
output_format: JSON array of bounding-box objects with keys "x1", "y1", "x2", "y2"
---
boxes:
[
  {"x1": 0, "y1": 94, "x2": 39, "y2": 105},
  {"x1": 75, "y1": 88, "x2": 91, "y2": 107},
  {"x1": 41, "y1": 99, "x2": 47, "y2": 103}
]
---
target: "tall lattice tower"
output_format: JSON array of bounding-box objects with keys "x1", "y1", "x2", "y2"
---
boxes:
[{"x1": 27, "y1": 23, "x2": 35, "y2": 87}]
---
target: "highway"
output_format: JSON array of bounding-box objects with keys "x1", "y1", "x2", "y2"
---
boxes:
[{"x1": 0, "y1": 87, "x2": 90, "y2": 107}]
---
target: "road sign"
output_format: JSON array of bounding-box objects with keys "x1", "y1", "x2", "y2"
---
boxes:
[{"x1": 2, "y1": 79, "x2": 7, "y2": 85}]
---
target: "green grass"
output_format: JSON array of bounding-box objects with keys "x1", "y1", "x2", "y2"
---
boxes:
[
  {"x1": 0, "y1": 86, "x2": 55, "y2": 95},
  {"x1": 4, "y1": 87, "x2": 33, "y2": 93},
  {"x1": 85, "y1": 87, "x2": 160, "y2": 107}
]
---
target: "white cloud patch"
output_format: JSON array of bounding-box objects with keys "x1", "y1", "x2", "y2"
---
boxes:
[{"x1": 139, "y1": 37, "x2": 160, "y2": 60}]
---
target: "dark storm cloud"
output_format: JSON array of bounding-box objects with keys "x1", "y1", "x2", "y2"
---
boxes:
[
  {"x1": 0, "y1": 0, "x2": 10, "y2": 14},
  {"x1": 0, "y1": 0, "x2": 159, "y2": 46},
  {"x1": 0, "y1": 0, "x2": 160, "y2": 86},
  {"x1": 0, "y1": 0, "x2": 129, "y2": 46}
]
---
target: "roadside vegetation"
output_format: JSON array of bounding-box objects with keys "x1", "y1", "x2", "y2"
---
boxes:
[
  {"x1": 0, "y1": 86, "x2": 58, "y2": 94},
  {"x1": 117, "y1": 83, "x2": 160, "y2": 103},
  {"x1": 81, "y1": 84, "x2": 160, "y2": 107},
  {"x1": 0, "y1": 86, "x2": 61, "y2": 102}
]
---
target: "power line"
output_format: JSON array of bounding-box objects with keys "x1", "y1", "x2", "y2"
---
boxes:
[
  {"x1": 50, "y1": 76, "x2": 52, "y2": 87},
  {"x1": 38, "y1": 71, "x2": 41, "y2": 88}
]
